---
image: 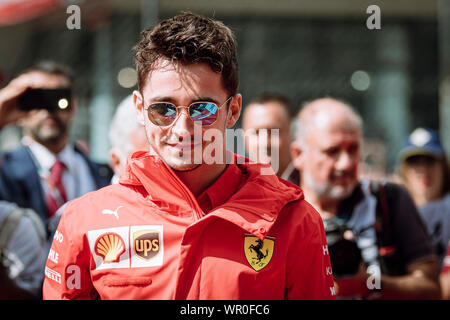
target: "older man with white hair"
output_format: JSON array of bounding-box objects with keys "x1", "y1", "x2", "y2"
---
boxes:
[
  {"x1": 289, "y1": 97, "x2": 441, "y2": 300},
  {"x1": 108, "y1": 95, "x2": 148, "y2": 184}
]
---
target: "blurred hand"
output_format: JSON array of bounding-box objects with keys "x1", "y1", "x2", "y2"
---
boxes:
[
  {"x1": 0, "y1": 256, "x2": 37, "y2": 300},
  {"x1": 334, "y1": 262, "x2": 370, "y2": 298},
  {"x1": 0, "y1": 73, "x2": 41, "y2": 129}
]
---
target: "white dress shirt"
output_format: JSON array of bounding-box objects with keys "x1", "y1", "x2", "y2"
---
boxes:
[{"x1": 22, "y1": 136, "x2": 97, "y2": 201}]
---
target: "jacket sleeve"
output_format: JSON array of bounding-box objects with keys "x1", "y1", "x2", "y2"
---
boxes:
[
  {"x1": 285, "y1": 202, "x2": 336, "y2": 300},
  {"x1": 42, "y1": 203, "x2": 97, "y2": 300}
]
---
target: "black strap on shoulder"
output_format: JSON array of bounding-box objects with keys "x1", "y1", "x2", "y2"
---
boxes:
[
  {"x1": 370, "y1": 180, "x2": 397, "y2": 251},
  {"x1": 370, "y1": 180, "x2": 409, "y2": 276}
]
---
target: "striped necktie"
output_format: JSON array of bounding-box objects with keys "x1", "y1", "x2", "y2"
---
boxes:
[{"x1": 45, "y1": 159, "x2": 68, "y2": 217}]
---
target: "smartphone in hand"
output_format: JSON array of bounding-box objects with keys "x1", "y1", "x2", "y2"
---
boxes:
[{"x1": 18, "y1": 88, "x2": 72, "y2": 112}]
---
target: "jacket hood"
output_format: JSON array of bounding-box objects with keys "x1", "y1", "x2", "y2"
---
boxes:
[{"x1": 119, "y1": 151, "x2": 304, "y2": 239}]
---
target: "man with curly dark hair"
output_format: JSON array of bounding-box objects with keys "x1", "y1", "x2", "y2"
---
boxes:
[{"x1": 43, "y1": 12, "x2": 335, "y2": 300}]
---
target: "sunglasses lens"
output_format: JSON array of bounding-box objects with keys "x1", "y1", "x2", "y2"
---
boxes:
[
  {"x1": 190, "y1": 102, "x2": 219, "y2": 125},
  {"x1": 148, "y1": 103, "x2": 177, "y2": 126}
]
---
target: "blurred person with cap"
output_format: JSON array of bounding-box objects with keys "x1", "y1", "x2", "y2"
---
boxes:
[
  {"x1": 398, "y1": 127, "x2": 450, "y2": 272},
  {"x1": 241, "y1": 92, "x2": 293, "y2": 178},
  {"x1": 108, "y1": 94, "x2": 149, "y2": 184},
  {"x1": 398, "y1": 127, "x2": 450, "y2": 208},
  {"x1": 0, "y1": 61, "x2": 112, "y2": 239},
  {"x1": 289, "y1": 97, "x2": 440, "y2": 299}
]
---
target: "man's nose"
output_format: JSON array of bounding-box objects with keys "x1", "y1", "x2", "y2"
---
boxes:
[
  {"x1": 34, "y1": 108, "x2": 54, "y2": 119},
  {"x1": 335, "y1": 151, "x2": 354, "y2": 170},
  {"x1": 170, "y1": 108, "x2": 195, "y2": 139}
]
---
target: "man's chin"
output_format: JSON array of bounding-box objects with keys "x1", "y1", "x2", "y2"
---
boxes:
[
  {"x1": 172, "y1": 166, "x2": 201, "y2": 173},
  {"x1": 163, "y1": 157, "x2": 201, "y2": 172},
  {"x1": 33, "y1": 125, "x2": 65, "y2": 143},
  {"x1": 170, "y1": 164, "x2": 202, "y2": 172},
  {"x1": 35, "y1": 132, "x2": 63, "y2": 145},
  {"x1": 326, "y1": 183, "x2": 356, "y2": 200}
]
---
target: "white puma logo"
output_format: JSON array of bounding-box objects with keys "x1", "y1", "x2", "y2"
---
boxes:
[{"x1": 101, "y1": 206, "x2": 123, "y2": 220}]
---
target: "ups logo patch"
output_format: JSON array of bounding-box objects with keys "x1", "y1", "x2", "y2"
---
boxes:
[
  {"x1": 244, "y1": 234, "x2": 275, "y2": 271},
  {"x1": 133, "y1": 230, "x2": 160, "y2": 260}
]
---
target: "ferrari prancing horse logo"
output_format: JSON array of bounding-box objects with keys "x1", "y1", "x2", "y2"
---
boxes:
[{"x1": 244, "y1": 234, "x2": 275, "y2": 271}]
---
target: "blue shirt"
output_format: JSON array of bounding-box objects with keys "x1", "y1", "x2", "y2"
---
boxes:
[{"x1": 419, "y1": 193, "x2": 450, "y2": 269}]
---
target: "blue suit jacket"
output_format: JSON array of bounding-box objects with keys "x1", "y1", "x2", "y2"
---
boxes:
[{"x1": 0, "y1": 144, "x2": 112, "y2": 227}]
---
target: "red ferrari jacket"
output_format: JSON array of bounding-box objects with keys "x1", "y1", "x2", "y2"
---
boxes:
[{"x1": 43, "y1": 152, "x2": 335, "y2": 300}]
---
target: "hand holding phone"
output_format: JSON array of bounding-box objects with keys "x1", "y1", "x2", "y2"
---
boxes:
[
  {"x1": 0, "y1": 75, "x2": 31, "y2": 129},
  {"x1": 0, "y1": 72, "x2": 72, "y2": 129}
]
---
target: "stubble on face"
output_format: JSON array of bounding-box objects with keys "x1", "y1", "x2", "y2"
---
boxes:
[
  {"x1": 303, "y1": 167, "x2": 356, "y2": 200},
  {"x1": 157, "y1": 125, "x2": 203, "y2": 172},
  {"x1": 29, "y1": 112, "x2": 68, "y2": 145}
]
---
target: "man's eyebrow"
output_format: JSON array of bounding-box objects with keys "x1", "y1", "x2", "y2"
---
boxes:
[
  {"x1": 149, "y1": 96, "x2": 177, "y2": 103},
  {"x1": 321, "y1": 145, "x2": 340, "y2": 152},
  {"x1": 192, "y1": 97, "x2": 220, "y2": 104},
  {"x1": 149, "y1": 96, "x2": 221, "y2": 105}
]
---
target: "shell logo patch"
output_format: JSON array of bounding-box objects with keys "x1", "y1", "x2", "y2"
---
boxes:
[
  {"x1": 94, "y1": 232, "x2": 126, "y2": 263},
  {"x1": 244, "y1": 234, "x2": 275, "y2": 271}
]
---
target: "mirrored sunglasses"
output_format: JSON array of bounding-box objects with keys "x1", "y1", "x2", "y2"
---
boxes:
[{"x1": 144, "y1": 96, "x2": 233, "y2": 127}]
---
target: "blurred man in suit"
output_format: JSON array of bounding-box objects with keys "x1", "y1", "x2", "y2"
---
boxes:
[{"x1": 0, "y1": 61, "x2": 111, "y2": 238}]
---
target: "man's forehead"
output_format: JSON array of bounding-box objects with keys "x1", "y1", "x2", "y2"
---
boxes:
[
  {"x1": 304, "y1": 104, "x2": 360, "y2": 132},
  {"x1": 307, "y1": 125, "x2": 361, "y2": 146},
  {"x1": 142, "y1": 60, "x2": 226, "y2": 100},
  {"x1": 243, "y1": 102, "x2": 289, "y2": 126}
]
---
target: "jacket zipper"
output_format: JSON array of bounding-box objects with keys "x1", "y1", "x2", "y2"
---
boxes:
[{"x1": 160, "y1": 162, "x2": 203, "y2": 221}]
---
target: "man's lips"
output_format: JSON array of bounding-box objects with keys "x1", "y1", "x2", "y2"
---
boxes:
[
  {"x1": 331, "y1": 172, "x2": 356, "y2": 184},
  {"x1": 42, "y1": 118, "x2": 58, "y2": 125},
  {"x1": 166, "y1": 141, "x2": 202, "y2": 149}
]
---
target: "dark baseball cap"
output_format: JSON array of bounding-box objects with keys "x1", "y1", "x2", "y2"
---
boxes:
[{"x1": 398, "y1": 127, "x2": 445, "y2": 163}]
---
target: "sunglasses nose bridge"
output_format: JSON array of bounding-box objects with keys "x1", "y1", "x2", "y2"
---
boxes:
[
  {"x1": 175, "y1": 105, "x2": 191, "y2": 121},
  {"x1": 179, "y1": 104, "x2": 203, "y2": 123},
  {"x1": 170, "y1": 105, "x2": 193, "y2": 127}
]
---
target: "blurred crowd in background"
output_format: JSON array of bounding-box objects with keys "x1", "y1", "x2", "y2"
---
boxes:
[{"x1": 0, "y1": 0, "x2": 450, "y2": 300}]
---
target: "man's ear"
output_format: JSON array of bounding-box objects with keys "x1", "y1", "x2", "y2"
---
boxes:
[
  {"x1": 290, "y1": 140, "x2": 304, "y2": 171},
  {"x1": 109, "y1": 148, "x2": 122, "y2": 176},
  {"x1": 226, "y1": 94, "x2": 242, "y2": 129},
  {"x1": 133, "y1": 90, "x2": 145, "y2": 126}
]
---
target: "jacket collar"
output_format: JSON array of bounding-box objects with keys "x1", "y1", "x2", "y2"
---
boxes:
[{"x1": 120, "y1": 151, "x2": 304, "y2": 239}]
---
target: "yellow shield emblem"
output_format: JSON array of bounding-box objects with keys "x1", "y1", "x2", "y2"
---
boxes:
[{"x1": 244, "y1": 234, "x2": 275, "y2": 271}]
